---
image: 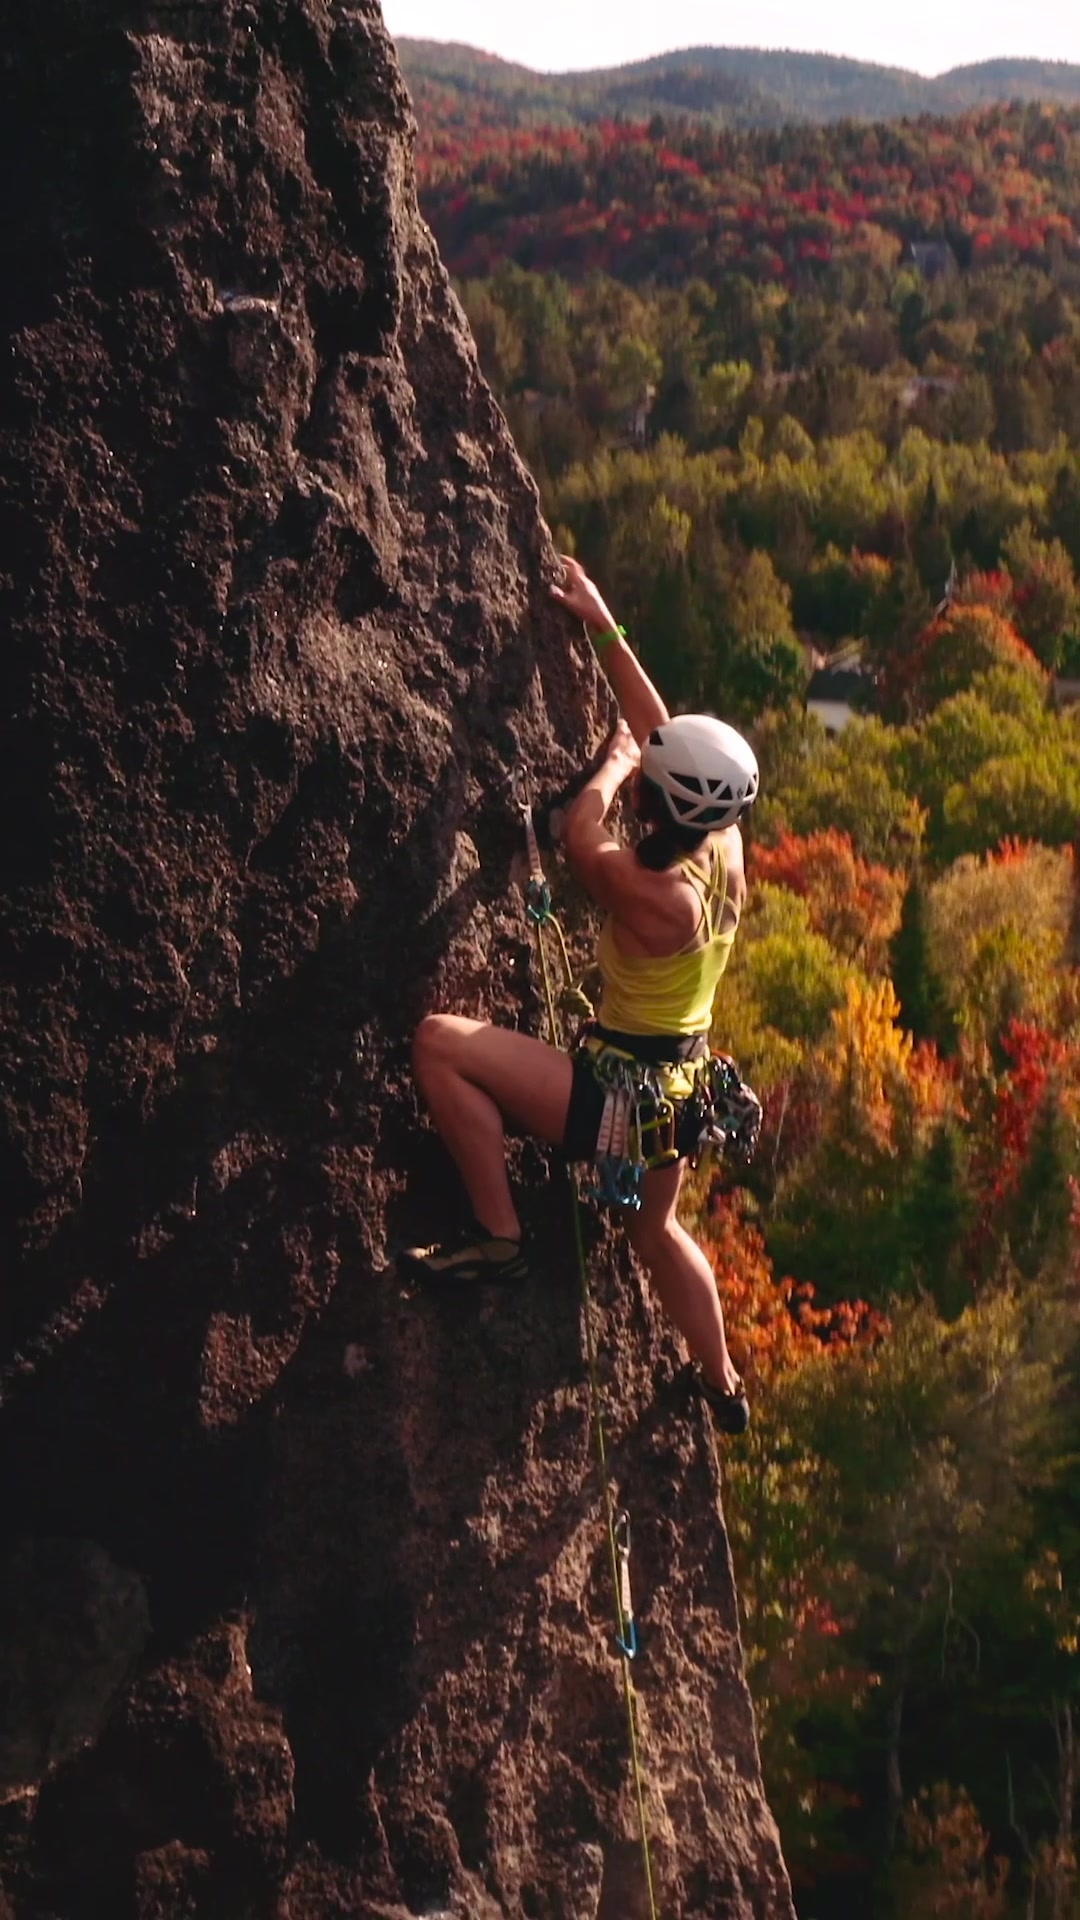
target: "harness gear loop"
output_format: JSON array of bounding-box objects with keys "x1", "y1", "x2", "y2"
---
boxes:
[{"x1": 513, "y1": 762, "x2": 660, "y2": 1920}]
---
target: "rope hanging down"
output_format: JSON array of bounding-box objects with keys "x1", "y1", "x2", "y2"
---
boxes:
[{"x1": 511, "y1": 763, "x2": 660, "y2": 1920}]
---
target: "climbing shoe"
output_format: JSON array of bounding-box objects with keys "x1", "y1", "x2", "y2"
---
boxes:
[
  {"x1": 398, "y1": 1220, "x2": 529, "y2": 1287},
  {"x1": 691, "y1": 1367, "x2": 751, "y2": 1436}
]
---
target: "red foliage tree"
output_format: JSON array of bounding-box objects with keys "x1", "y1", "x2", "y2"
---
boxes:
[{"x1": 751, "y1": 829, "x2": 906, "y2": 974}]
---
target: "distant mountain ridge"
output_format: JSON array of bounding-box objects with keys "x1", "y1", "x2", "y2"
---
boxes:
[{"x1": 397, "y1": 40, "x2": 1080, "y2": 130}]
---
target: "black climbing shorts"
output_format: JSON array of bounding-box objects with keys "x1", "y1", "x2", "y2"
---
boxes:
[
  {"x1": 562, "y1": 1049, "x2": 610, "y2": 1163},
  {"x1": 560, "y1": 1027, "x2": 708, "y2": 1166}
]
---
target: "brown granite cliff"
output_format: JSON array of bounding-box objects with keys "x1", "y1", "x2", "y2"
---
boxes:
[{"x1": 0, "y1": 4, "x2": 796, "y2": 1915}]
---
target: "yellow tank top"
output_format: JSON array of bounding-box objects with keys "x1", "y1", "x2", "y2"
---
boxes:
[{"x1": 596, "y1": 840, "x2": 736, "y2": 1038}]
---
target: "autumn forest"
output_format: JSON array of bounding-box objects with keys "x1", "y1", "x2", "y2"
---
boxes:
[{"x1": 404, "y1": 59, "x2": 1080, "y2": 1920}]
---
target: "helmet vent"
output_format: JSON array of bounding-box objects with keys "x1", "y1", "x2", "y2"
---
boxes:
[
  {"x1": 648, "y1": 728, "x2": 664, "y2": 747},
  {"x1": 675, "y1": 773, "x2": 704, "y2": 794}
]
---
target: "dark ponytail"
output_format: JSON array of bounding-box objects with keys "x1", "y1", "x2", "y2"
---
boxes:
[{"x1": 634, "y1": 775, "x2": 710, "y2": 872}]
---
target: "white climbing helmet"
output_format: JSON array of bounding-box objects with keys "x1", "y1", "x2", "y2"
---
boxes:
[{"x1": 641, "y1": 714, "x2": 759, "y2": 831}]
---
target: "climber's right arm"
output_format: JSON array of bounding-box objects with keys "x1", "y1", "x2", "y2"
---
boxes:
[
  {"x1": 561, "y1": 725, "x2": 692, "y2": 940},
  {"x1": 551, "y1": 555, "x2": 669, "y2": 747}
]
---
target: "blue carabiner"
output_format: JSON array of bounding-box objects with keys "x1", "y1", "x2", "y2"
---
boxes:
[
  {"x1": 594, "y1": 1156, "x2": 642, "y2": 1211},
  {"x1": 618, "y1": 1162, "x2": 643, "y2": 1211}
]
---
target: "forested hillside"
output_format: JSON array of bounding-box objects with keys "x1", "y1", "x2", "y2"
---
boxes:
[
  {"x1": 411, "y1": 89, "x2": 1080, "y2": 1919},
  {"x1": 398, "y1": 40, "x2": 1080, "y2": 140},
  {"x1": 418, "y1": 104, "x2": 1080, "y2": 283}
]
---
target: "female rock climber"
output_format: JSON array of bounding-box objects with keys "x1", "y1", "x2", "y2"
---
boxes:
[{"x1": 400, "y1": 556, "x2": 759, "y2": 1433}]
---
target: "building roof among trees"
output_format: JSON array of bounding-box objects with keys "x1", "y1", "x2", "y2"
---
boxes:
[{"x1": 806, "y1": 662, "x2": 879, "y2": 708}]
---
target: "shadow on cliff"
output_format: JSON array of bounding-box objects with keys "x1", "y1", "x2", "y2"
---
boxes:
[
  {"x1": 0, "y1": 691, "x2": 627, "y2": 1879},
  {"x1": 0, "y1": 729, "x2": 565, "y2": 1588},
  {"x1": 245, "y1": 1235, "x2": 596, "y2": 1860},
  {"x1": 243, "y1": 1244, "x2": 740, "y2": 1890}
]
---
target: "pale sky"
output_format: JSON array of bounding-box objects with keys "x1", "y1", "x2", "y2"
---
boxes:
[{"x1": 381, "y1": 0, "x2": 1080, "y2": 78}]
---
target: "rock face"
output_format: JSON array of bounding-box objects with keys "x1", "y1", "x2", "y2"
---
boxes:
[
  {"x1": 0, "y1": 4, "x2": 795, "y2": 1917},
  {"x1": 0, "y1": 1538, "x2": 151, "y2": 1793}
]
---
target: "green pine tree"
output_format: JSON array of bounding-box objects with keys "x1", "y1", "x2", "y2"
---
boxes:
[
  {"x1": 911, "y1": 477, "x2": 955, "y2": 603},
  {"x1": 1011, "y1": 1083, "x2": 1077, "y2": 1282},
  {"x1": 896, "y1": 1121, "x2": 972, "y2": 1318},
  {"x1": 890, "y1": 873, "x2": 956, "y2": 1054},
  {"x1": 1049, "y1": 457, "x2": 1080, "y2": 575}
]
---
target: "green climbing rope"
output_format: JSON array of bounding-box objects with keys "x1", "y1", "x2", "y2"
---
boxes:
[{"x1": 515, "y1": 768, "x2": 660, "y2": 1920}]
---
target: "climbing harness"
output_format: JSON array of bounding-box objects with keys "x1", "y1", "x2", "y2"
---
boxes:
[
  {"x1": 579, "y1": 1034, "x2": 762, "y2": 1213},
  {"x1": 512, "y1": 762, "x2": 659, "y2": 1920}
]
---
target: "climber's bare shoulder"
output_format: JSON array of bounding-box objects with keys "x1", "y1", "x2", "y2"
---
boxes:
[{"x1": 565, "y1": 831, "x2": 697, "y2": 947}]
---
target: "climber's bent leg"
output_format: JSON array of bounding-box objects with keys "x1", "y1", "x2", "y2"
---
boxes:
[
  {"x1": 626, "y1": 1162, "x2": 746, "y2": 1413},
  {"x1": 411, "y1": 1014, "x2": 573, "y2": 1241}
]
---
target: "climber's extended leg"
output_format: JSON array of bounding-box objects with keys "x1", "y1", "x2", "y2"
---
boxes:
[
  {"x1": 401, "y1": 1014, "x2": 574, "y2": 1281},
  {"x1": 626, "y1": 1161, "x2": 749, "y2": 1433}
]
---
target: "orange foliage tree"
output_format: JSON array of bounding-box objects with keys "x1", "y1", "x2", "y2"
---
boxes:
[
  {"x1": 892, "y1": 604, "x2": 1046, "y2": 717},
  {"x1": 897, "y1": 1786, "x2": 1010, "y2": 1920},
  {"x1": 751, "y1": 829, "x2": 906, "y2": 976}
]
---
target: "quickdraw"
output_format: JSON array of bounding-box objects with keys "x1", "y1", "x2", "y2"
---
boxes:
[
  {"x1": 511, "y1": 765, "x2": 594, "y2": 1024},
  {"x1": 614, "y1": 1509, "x2": 638, "y2": 1660},
  {"x1": 511, "y1": 762, "x2": 552, "y2": 927}
]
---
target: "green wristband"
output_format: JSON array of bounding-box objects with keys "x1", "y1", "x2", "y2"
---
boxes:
[{"x1": 592, "y1": 624, "x2": 626, "y2": 649}]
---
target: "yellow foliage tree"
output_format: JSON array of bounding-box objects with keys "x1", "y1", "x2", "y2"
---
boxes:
[
  {"x1": 818, "y1": 979, "x2": 916, "y2": 1148},
  {"x1": 927, "y1": 843, "x2": 1075, "y2": 1044}
]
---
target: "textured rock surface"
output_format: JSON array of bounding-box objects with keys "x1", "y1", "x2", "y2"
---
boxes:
[
  {"x1": 0, "y1": 1538, "x2": 150, "y2": 1792},
  {"x1": 0, "y1": 3, "x2": 795, "y2": 1916}
]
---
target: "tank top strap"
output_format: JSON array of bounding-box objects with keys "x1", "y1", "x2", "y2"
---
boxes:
[
  {"x1": 677, "y1": 839, "x2": 728, "y2": 940},
  {"x1": 707, "y1": 838, "x2": 729, "y2": 932}
]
